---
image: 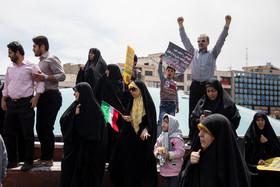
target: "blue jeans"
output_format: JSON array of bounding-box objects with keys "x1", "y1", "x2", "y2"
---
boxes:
[{"x1": 157, "y1": 100, "x2": 176, "y2": 137}]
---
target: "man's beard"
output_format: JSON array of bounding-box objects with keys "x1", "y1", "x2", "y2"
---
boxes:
[
  {"x1": 10, "y1": 55, "x2": 18, "y2": 63},
  {"x1": 35, "y1": 49, "x2": 42, "y2": 57}
]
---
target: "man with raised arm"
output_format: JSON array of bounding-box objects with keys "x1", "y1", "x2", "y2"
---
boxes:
[{"x1": 177, "y1": 15, "x2": 232, "y2": 144}]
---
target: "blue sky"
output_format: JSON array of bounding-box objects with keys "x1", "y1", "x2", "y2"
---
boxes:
[{"x1": 1, "y1": 0, "x2": 280, "y2": 74}]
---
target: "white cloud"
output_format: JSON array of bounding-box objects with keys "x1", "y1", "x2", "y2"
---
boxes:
[{"x1": 0, "y1": 0, "x2": 280, "y2": 74}]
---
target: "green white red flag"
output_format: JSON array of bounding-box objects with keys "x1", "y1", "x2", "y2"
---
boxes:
[{"x1": 101, "y1": 101, "x2": 120, "y2": 132}]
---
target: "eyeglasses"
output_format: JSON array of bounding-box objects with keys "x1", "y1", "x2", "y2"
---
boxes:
[
  {"x1": 197, "y1": 40, "x2": 207, "y2": 43},
  {"x1": 129, "y1": 87, "x2": 137, "y2": 92}
]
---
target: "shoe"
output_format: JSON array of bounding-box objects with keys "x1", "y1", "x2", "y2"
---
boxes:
[
  {"x1": 21, "y1": 162, "x2": 33, "y2": 171},
  {"x1": 7, "y1": 162, "x2": 18, "y2": 169},
  {"x1": 33, "y1": 159, "x2": 53, "y2": 167}
]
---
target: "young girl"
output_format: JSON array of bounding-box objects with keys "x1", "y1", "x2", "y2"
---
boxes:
[{"x1": 154, "y1": 114, "x2": 185, "y2": 187}]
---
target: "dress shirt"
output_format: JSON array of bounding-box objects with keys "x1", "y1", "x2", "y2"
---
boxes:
[
  {"x1": 39, "y1": 51, "x2": 66, "y2": 91},
  {"x1": 179, "y1": 26, "x2": 229, "y2": 82},
  {"x1": 2, "y1": 59, "x2": 45, "y2": 99}
]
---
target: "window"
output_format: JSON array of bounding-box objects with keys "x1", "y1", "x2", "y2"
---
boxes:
[
  {"x1": 148, "y1": 81, "x2": 160, "y2": 88},
  {"x1": 145, "y1": 71, "x2": 153, "y2": 76},
  {"x1": 187, "y1": 74, "x2": 192, "y2": 80},
  {"x1": 174, "y1": 74, "x2": 184, "y2": 82}
]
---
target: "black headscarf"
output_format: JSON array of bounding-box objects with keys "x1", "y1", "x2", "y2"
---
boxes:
[
  {"x1": 244, "y1": 112, "x2": 280, "y2": 165},
  {"x1": 93, "y1": 64, "x2": 125, "y2": 114},
  {"x1": 60, "y1": 82, "x2": 108, "y2": 187},
  {"x1": 76, "y1": 48, "x2": 107, "y2": 89},
  {"x1": 61, "y1": 82, "x2": 106, "y2": 142},
  {"x1": 179, "y1": 114, "x2": 251, "y2": 187},
  {"x1": 190, "y1": 78, "x2": 240, "y2": 132}
]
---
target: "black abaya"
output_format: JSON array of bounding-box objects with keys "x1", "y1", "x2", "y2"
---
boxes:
[
  {"x1": 179, "y1": 114, "x2": 251, "y2": 187},
  {"x1": 0, "y1": 84, "x2": 5, "y2": 135},
  {"x1": 110, "y1": 80, "x2": 157, "y2": 187},
  {"x1": 245, "y1": 112, "x2": 280, "y2": 165},
  {"x1": 76, "y1": 48, "x2": 107, "y2": 89},
  {"x1": 244, "y1": 112, "x2": 280, "y2": 187},
  {"x1": 189, "y1": 78, "x2": 240, "y2": 137},
  {"x1": 60, "y1": 82, "x2": 108, "y2": 187},
  {"x1": 93, "y1": 64, "x2": 125, "y2": 114},
  {"x1": 93, "y1": 64, "x2": 125, "y2": 164}
]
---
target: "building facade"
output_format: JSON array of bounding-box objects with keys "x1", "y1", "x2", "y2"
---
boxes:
[
  {"x1": 61, "y1": 54, "x2": 280, "y2": 118},
  {"x1": 232, "y1": 63, "x2": 280, "y2": 118}
]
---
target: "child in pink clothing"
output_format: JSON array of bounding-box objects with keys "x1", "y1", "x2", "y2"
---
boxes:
[{"x1": 154, "y1": 114, "x2": 185, "y2": 187}]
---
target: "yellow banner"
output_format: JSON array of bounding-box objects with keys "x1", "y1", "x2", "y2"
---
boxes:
[
  {"x1": 123, "y1": 45, "x2": 135, "y2": 84},
  {"x1": 257, "y1": 157, "x2": 280, "y2": 172}
]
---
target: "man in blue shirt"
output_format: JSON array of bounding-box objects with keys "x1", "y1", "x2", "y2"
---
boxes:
[{"x1": 177, "y1": 15, "x2": 232, "y2": 144}]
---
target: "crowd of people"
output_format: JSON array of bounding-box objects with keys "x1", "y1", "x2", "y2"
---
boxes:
[{"x1": 0, "y1": 14, "x2": 279, "y2": 187}]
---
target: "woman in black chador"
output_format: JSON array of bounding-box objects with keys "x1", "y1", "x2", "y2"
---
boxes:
[
  {"x1": 60, "y1": 82, "x2": 108, "y2": 187},
  {"x1": 110, "y1": 80, "x2": 157, "y2": 187},
  {"x1": 244, "y1": 112, "x2": 280, "y2": 187},
  {"x1": 178, "y1": 114, "x2": 251, "y2": 187},
  {"x1": 93, "y1": 64, "x2": 125, "y2": 164},
  {"x1": 93, "y1": 64, "x2": 125, "y2": 113},
  {"x1": 76, "y1": 48, "x2": 107, "y2": 89},
  {"x1": 189, "y1": 78, "x2": 240, "y2": 140}
]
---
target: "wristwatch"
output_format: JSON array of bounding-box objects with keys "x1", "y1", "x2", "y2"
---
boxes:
[{"x1": 45, "y1": 75, "x2": 49, "y2": 80}]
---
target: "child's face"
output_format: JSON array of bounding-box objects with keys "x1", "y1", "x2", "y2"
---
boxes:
[
  {"x1": 165, "y1": 68, "x2": 175, "y2": 79},
  {"x1": 162, "y1": 117, "x2": 169, "y2": 132}
]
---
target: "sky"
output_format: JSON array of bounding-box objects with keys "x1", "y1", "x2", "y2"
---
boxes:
[{"x1": 0, "y1": 0, "x2": 279, "y2": 74}]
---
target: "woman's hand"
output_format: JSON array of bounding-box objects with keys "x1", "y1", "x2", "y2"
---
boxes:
[
  {"x1": 75, "y1": 104, "x2": 81, "y2": 115},
  {"x1": 190, "y1": 149, "x2": 201, "y2": 164},
  {"x1": 258, "y1": 159, "x2": 265, "y2": 165},
  {"x1": 260, "y1": 135, "x2": 268, "y2": 143},
  {"x1": 126, "y1": 76, "x2": 132, "y2": 83},
  {"x1": 122, "y1": 115, "x2": 132, "y2": 122},
  {"x1": 140, "y1": 129, "x2": 150, "y2": 140},
  {"x1": 199, "y1": 114, "x2": 205, "y2": 122}
]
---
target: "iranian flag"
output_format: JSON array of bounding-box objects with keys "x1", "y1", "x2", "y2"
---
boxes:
[{"x1": 101, "y1": 101, "x2": 120, "y2": 132}]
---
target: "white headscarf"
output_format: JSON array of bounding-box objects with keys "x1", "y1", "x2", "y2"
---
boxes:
[{"x1": 159, "y1": 114, "x2": 183, "y2": 151}]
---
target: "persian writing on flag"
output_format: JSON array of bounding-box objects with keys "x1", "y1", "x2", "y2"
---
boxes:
[
  {"x1": 162, "y1": 42, "x2": 193, "y2": 73},
  {"x1": 257, "y1": 157, "x2": 280, "y2": 172},
  {"x1": 101, "y1": 101, "x2": 120, "y2": 132},
  {"x1": 123, "y1": 45, "x2": 135, "y2": 84}
]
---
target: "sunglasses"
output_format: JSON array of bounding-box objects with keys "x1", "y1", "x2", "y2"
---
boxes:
[
  {"x1": 197, "y1": 40, "x2": 207, "y2": 43},
  {"x1": 72, "y1": 87, "x2": 77, "y2": 91},
  {"x1": 129, "y1": 87, "x2": 137, "y2": 92}
]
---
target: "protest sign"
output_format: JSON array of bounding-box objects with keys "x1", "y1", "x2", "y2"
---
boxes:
[
  {"x1": 162, "y1": 42, "x2": 193, "y2": 73},
  {"x1": 123, "y1": 45, "x2": 135, "y2": 84}
]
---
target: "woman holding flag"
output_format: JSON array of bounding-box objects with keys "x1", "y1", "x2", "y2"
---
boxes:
[
  {"x1": 60, "y1": 82, "x2": 108, "y2": 187},
  {"x1": 110, "y1": 80, "x2": 158, "y2": 187},
  {"x1": 93, "y1": 64, "x2": 125, "y2": 167}
]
